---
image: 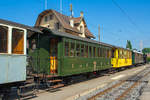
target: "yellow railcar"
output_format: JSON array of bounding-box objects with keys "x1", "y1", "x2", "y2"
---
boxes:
[{"x1": 111, "y1": 48, "x2": 132, "y2": 68}]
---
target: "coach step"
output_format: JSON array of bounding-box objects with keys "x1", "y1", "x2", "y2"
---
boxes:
[{"x1": 50, "y1": 84, "x2": 64, "y2": 89}]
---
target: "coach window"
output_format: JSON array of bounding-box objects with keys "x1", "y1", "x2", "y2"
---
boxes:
[
  {"x1": 65, "y1": 42, "x2": 69, "y2": 56},
  {"x1": 101, "y1": 48, "x2": 103, "y2": 57},
  {"x1": 105, "y1": 48, "x2": 108, "y2": 58},
  {"x1": 93, "y1": 47, "x2": 96, "y2": 57},
  {"x1": 110, "y1": 49, "x2": 112, "y2": 58},
  {"x1": 129, "y1": 52, "x2": 131, "y2": 59},
  {"x1": 108, "y1": 49, "x2": 111, "y2": 58},
  {"x1": 104, "y1": 48, "x2": 106, "y2": 58},
  {"x1": 122, "y1": 50, "x2": 124, "y2": 59},
  {"x1": 76, "y1": 43, "x2": 80, "y2": 56},
  {"x1": 89, "y1": 46, "x2": 92, "y2": 57},
  {"x1": 0, "y1": 25, "x2": 8, "y2": 53},
  {"x1": 98, "y1": 48, "x2": 100, "y2": 57},
  {"x1": 12, "y1": 28, "x2": 24, "y2": 54},
  {"x1": 102, "y1": 48, "x2": 104, "y2": 57},
  {"x1": 112, "y1": 49, "x2": 115, "y2": 58},
  {"x1": 124, "y1": 51, "x2": 127, "y2": 59},
  {"x1": 100, "y1": 48, "x2": 102, "y2": 57},
  {"x1": 85, "y1": 45, "x2": 88, "y2": 57},
  {"x1": 119, "y1": 50, "x2": 122, "y2": 58},
  {"x1": 70, "y1": 42, "x2": 75, "y2": 57},
  {"x1": 81, "y1": 44, "x2": 84, "y2": 57},
  {"x1": 107, "y1": 49, "x2": 109, "y2": 58},
  {"x1": 127, "y1": 51, "x2": 129, "y2": 59},
  {"x1": 103, "y1": 48, "x2": 106, "y2": 58},
  {"x1": 128, "y1": 51, "x2": 130, "y2": 59}
]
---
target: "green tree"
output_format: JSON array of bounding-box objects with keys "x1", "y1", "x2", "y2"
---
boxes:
[
  {"x1": 126, "y1": 40, "x2": 132, "y2": 50},
  {"x1": 142, "y1": 48, "x2": 150, "y2": 54}
]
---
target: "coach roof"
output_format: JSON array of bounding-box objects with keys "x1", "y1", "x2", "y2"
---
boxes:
[{"x1": 0, "y1": 19, "x2": 42, "y2": 33}]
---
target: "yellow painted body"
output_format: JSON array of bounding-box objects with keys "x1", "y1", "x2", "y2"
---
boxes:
[
  {"x1": 50, "y1": 56, "x2": 57, "y2": 73},
  {"x1": 111, "y1": 48, "x2": 132, "y2": 68}
]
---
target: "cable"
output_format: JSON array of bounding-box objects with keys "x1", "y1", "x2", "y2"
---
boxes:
[{"x1": 112, "y1": 0, "x2": 143, "y2": 33}]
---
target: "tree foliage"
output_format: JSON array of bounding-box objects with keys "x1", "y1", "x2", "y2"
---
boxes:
[
  {"x1": 142, "y1": 48, "x2": 150, "y2": 54},
  {"x1": 126, "y1": 40, "x2": 132, "y2": 50}
]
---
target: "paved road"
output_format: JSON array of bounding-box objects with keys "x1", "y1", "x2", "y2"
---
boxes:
[{"x1": 29, "y1": 64, "x2": 149, "y2": 100}]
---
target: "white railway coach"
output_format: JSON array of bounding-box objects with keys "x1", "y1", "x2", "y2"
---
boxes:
[{"x1": 0, "y1": 19, "x2": 41, "y2": 91}]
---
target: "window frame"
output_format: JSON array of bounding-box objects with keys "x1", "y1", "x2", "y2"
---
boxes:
[
  {"x1": 49, "y1": 14, "x2": 53, "y2": 20},
  {"x1": 80, "y1": 43, "x2": 85, "y2": 57},
  {"x1": 0, "y1": 24, "x2": 26, "y2": 55},
  {"x1": 64, "y1": 41, "x2": 70, "y2": 57},
  {"x1": 45, "y1": 16, "x2": 48, "y2": 22},
  {"x1": 55, "y1": 22, "x2": 60, "y2": 30},
  {"x1": 93, "y1": 46, "x2": 96, "y2": 58},
  {"x1": 0, "y1": 25, "x2": 8, "y2": 54},
  {"x1": 85, "y1": 44, "x2": 88, "y2": 58},
  {"x1": 12, "y1": 28, "x2": 25, "y2": 54},
  {"x1": 76, "y1": 42, "x2": 81, "y2": 57},
  {"x1": 70, "y1": 41, "x2": 75, "y2": 57}
]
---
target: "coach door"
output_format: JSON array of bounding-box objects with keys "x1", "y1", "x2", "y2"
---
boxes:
[{"x1": 50, "y1": 38, "x2": 58, "y2": 74}]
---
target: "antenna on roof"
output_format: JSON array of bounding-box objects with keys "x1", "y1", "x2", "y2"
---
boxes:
[
  {"x1": 70, "y1": 4, "x2": 73, "y2": 18},
  {"x1": 60, "y1": 0, "x2": 62, "y2": 13},
  {"x1": 98, "y1": 25, "x2": 100, "y2": 42},
  {"x1": 45, "y1": 0, "x2": 47, "y2": 10}
]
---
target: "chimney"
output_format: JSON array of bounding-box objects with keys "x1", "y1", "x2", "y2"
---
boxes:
[
  {"x1": 80, "y1": 11, "x2": 83, "y2": 17},
  {"x1": 70, "y1": 18, "x2": 74, "y2": 27}
]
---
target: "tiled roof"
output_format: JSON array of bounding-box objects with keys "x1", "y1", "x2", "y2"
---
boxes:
[
  {"x1": 73, "y1": 17, "x2": 82, "y2": 24},
  {"x1": 52, "y1": 10, "x2": 81, "y2": 34},
  {"x1": 35, "y1": 9, "x2": 95, "y2": 38}
]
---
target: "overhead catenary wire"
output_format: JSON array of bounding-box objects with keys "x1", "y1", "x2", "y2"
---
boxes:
[{"x1": 112, "y1": 0, "x2": 143, "y2": 34}]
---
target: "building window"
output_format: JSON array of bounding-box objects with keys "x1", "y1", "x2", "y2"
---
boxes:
[
  {"x1": 80, "y1": 26, "x2": 84, "y2": 33},
  {"x1": 12, "y1": 28, "x2": 24, "y2": 54},
  {"x1": 45, "y1": 16, "x2": 48, "y2": 22},
  {"x1": 0, "y1": 25, "x2": 8, "y2": 53},
  {"x1": 55, "y1": 22, "x2": 60, "y2": 30},
  {"x1": 49, "y1": 15, "x2": 53, "y2": 20}
]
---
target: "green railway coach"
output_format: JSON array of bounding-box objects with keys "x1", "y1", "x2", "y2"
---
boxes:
[{"x1": 28, "y1": 27, "x2": 113, "y2": 77}]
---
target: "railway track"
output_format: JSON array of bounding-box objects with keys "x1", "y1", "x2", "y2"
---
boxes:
[
  {"x1": 6, "y1": 65, "x2": 148, "y2": 100},
  {"x1": 77, "y1": 67, "x2": 150, "y2": 100}
]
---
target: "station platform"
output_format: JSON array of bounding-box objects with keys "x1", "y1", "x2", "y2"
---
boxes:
[{"x1": 29, "y1": 65, "x2": 148, "y2": 100}]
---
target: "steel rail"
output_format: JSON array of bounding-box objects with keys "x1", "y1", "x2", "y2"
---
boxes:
[
  {"x1": 88, "y1": 68, "x2": 150, "y2": 100},
  {"x1": 87, "y1": 80, "x2": 126, "y2": 100}
]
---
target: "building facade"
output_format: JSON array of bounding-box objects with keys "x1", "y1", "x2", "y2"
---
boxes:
[{"x1": 35, "y1": 9, "x2": 95, "y2": 39}]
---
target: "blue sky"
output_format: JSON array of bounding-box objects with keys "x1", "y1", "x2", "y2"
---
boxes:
[{"x1": 0, "y1": 0, "x2": 150, "y2": 50}]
